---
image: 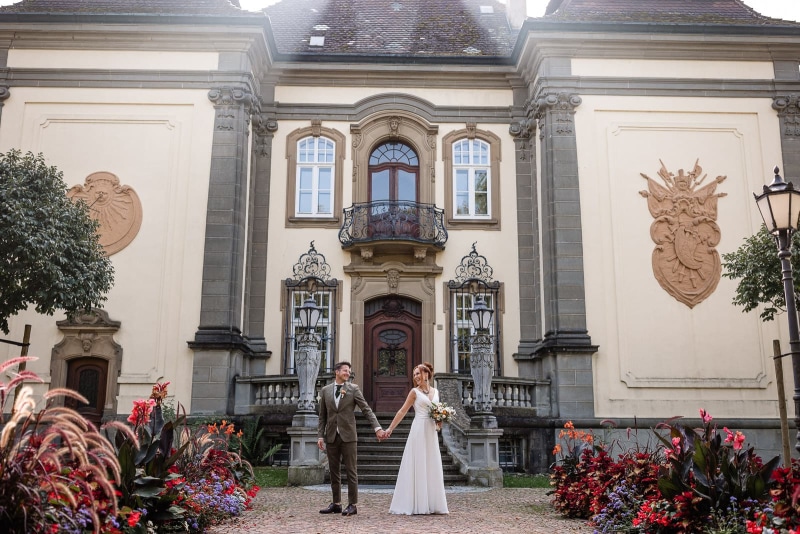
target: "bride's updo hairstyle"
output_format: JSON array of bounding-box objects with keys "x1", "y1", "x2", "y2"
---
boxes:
[{"x1": 416, "y1": 362, "x2": 434, "y2": 383}]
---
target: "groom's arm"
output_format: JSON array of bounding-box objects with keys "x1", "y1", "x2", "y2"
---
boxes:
[
  {"x1": 317, "y1": 387, "x2": 328, "y2": 450},
  {"x1": 352, "y1": 385, "x2": 385, "y2": 438}
]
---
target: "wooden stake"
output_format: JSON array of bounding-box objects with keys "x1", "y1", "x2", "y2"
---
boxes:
[{"x1": 774, "y1": 339, "x2": 792, "y2": 466}]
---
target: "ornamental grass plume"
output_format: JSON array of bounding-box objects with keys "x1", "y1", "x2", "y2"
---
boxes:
[{"x1": 0, "y1": 356, "x2": 121, "y2": 533}]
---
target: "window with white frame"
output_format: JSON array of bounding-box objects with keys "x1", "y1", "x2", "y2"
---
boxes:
[
  {"x1": 452, "y1": 138, "x2": 490, "y2": 218},
  {"x1": 296, "y1": 136, "x2": 335, "y2": 217},
  {"x1": 450, "y1": 291, "x2": 496, "y2": 374},
  {"x1": 285, "y1": 288, "x2": 335, "y2": 374}
]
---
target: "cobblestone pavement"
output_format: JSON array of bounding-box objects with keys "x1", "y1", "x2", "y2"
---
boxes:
[{"x1": 208, "y1": 485, "x2": 593, "y2": 534}]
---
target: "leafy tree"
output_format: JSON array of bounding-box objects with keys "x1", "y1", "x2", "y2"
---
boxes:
[
  {"x1": 0, "y1": 149, "x2": 114, "y2": 334},
  {"x1": 721, "y1": 225, "x2": 800, "y2": 322}
]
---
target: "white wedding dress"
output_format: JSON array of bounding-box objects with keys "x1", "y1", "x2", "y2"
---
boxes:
[{"x1": 389, "y1": 387, "x2": 449, "y2": 515}]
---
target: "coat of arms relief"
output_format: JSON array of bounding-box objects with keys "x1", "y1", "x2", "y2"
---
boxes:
[{"x1": 639, "y1": 160, "x2": 727, "y2": 308}]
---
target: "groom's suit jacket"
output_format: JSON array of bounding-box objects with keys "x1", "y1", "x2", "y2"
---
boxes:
[{"x1": 318, "y1": 382, "x2": 380, "y2": 443}]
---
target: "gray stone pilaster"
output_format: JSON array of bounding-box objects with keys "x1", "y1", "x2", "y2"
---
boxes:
[
  {"x1": 510, "y1": 92, "x2": 542, "y2": 369},
  {"x1": 242, "y1": 111, "x2": 278, "y2": 360},
  {"x1": 533, "y1": 92, "x2": 593, "y2": 349},
  {"x1": 531, "y1": 91, "x2": 597, "y2": 418},
  {"x1": 773, "y1": 94, "x2": 800, "y2": 180},
  {"x1": 189, "y1": 85, "x2": 257, "y2": 414}
]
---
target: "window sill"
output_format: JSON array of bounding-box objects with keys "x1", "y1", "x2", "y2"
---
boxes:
[
  {"x1": 286, "y1": 216, "x2": 341, "y2": 229},
  {"x1": 446, "y1": 217, "x2": 500, "y2": 230}
]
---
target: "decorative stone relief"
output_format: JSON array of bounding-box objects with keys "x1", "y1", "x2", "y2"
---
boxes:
[
  {"x1": 68, "y1": 172, "x2": 143, "y2": 256},
  {"x1": 389, "y1": 116, "x2": 401, "y2": 137},
  {"x1": 465, "y1": 122, "x2": 477, "y2": 139},
  {"x1": 386, "y1": 269, "x2": 400, "y2": 293},
  {"x1": 534, "y1": 92, "x2": 582, "y2": 135},
  {"x1": 639, "y1": 159, "x2": 727, "y2": 308},
  {"x1": 208, "y1": 87, "x2": 255, "y2": 131},
  {"x1": 773, "y1": 94, "x2": 800, "y2": 137},
  {"x1": 252, "y1": 113, "x2": 278, "y2": 158},
  {"x1": 311, "y1": 118, "x2": 322, "y2": 137}
]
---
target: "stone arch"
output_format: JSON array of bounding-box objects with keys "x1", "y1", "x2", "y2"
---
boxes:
[{"x1": 350, "y1": 110, "x2": 439, "y2": 204}]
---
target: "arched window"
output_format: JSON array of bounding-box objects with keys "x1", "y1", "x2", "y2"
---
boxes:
[
  {"x1": 368, "y1": 141, "x2": 419, "y2": 203},
  {"x1": 296, "y1": 136, "x2": 335, "y2": 217}
]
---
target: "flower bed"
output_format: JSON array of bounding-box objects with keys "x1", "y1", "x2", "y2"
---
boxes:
[
  {"x1": 549, "y1": 410, "x2": 800, "y2": 534},
  {"x1": 0, "y1": 358, "x2": 260, "y2": 533}
]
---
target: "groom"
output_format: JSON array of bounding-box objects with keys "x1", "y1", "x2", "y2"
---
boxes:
[{"x1": 317, "y1": 360, "x2": 386, "y2": 516}]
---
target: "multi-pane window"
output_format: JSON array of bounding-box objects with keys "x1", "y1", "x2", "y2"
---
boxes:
[
  {"x1": 296, "y1": 136, "x2": 334, "y2": 217},
  {"x1": 451, "y1": 292, "x2": 495, "y2": 374},
  {"x1": 285, "y1": 289, "x2": 335, "y2": 374},
  {"x1": 452, "y1": 139, "x2": 490, "y2": 218}
]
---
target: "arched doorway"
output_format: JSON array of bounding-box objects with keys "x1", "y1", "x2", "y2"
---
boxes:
[{"x1": 363, "y1": 296, "x2": 421, "y2": 412}]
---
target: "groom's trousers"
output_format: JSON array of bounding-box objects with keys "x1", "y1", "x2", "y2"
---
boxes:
[{"x1": 327, "y1": 433, "x2": 359, "y2": 505}]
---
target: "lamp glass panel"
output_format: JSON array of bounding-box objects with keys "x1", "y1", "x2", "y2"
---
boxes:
[{"x1": 756, "y1": 194, "x2": 778, "y2": 233}]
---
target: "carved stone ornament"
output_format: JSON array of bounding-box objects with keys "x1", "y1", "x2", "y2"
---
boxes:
[
  {"x1": 386, "y1": 268, "x2": 400, "y2": 293},
  {"x1": 639, "y1": 159, "x2": 727, "y2": 308},
  {"x1": 68, "y1": 172, "x2": 143, "y2": 256},
  {"x1": 534, "y1": 92, "x2": 582, "y2": 135},
  {"x1": 773, "y1": 94, "x2": 800, "y2": 137},
  {"x1": 291, "y1": 241, "x2": 332, "y2": 281}
]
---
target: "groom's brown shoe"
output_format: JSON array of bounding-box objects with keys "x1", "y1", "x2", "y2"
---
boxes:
[
  {"x1": 342, "y1": 504, "x2": 357, "y2": 516},
  {"x1": 319, "y1": 503, "x2": 342, "y2": 514}
]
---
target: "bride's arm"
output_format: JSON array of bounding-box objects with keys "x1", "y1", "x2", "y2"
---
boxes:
[{"x1": 385, "y1": 389, "x2": 417, "y2": 437}]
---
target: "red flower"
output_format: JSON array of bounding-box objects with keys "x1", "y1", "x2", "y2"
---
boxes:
[{"x1": 127, "y1": 510, "x2": 142, "y2": 527}]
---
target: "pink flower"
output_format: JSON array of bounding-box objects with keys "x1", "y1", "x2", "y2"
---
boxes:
[
  {"x1": 723, "y1": 427, "x2": 734, "y2": 443},
  {"x1": 127, "y1": 398, "x2": 156, "y2": 427},
  {"x1": 733, "y1": 431, "x2": 745, "y2": 450},
  {"x1": 699, "y1": 409, "x2": 712, "y2": 423}
]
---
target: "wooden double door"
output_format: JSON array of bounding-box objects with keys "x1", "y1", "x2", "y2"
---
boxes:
[
  {"x1": 64, "y1": 357, "x2": 107, "y2": 427},
  {"x1": 363, "y1": 296, "x2": 422, "y2": 413}
]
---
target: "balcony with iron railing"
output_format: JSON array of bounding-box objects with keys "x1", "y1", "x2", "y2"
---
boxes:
[{"x1": 338, "y1": 200, "x2": 448, "y2": 258}]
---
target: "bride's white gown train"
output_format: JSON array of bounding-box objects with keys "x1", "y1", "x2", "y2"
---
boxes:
[{"x1": 389, "y1": 387, "x2": 449, "y2": 515}]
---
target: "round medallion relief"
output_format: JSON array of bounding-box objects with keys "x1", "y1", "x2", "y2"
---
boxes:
[{"x1": 68, "y1": 171, "x2": 143, "y2": 256}]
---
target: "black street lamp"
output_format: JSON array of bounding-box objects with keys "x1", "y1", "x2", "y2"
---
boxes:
[
  {"x1": 298, "y1": 296, "x2": 322, "y2": 331},
  {"x1": 754, "y1": 166, "x2": 800, "y2": 453}
]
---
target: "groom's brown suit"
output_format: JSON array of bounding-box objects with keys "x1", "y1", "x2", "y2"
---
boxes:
[{"x1": 318, "y1": 381, "x2": 381, "y2": 506}]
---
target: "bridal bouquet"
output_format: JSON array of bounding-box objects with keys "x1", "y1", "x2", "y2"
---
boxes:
[{"x1": 428, "y1": 401, "x2": 455, "y2": 431}]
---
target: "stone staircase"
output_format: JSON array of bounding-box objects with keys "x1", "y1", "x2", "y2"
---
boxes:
[{"x1": 325, "y1": 412, "x2": 468, "y2": 486}]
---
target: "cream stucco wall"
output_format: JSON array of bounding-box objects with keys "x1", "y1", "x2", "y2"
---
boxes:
[
  {"x1": 575, "y1": 94, "x2": 786, "y2": 419},
  {"x1": 274, "y1": 86, "x2": 513, "y2": 107},
  {"x1": 264, "y1": 111, "x2": 521, "y2": 381},
  {"x1": 571, "y1": 58, "x2": 775, "y2": 79},
  {"x1": 7, "y1": 49, "x2": 220, "y2": 71},
  {"x1": 0, "y1": 87, "x2": 215, "y2": 413}
]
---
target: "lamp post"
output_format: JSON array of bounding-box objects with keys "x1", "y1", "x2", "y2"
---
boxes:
[
  {"x1": 754, "y1": 166, "x2": 800, "y2": 453},
  {"x1": 295, "y1": 296, "x2": 322, "y2": 413},
  {"x1": 468, "y1": 295, "x2": 495, "y2": 415}
]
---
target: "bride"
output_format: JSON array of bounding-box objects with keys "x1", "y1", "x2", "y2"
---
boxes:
[{"x1": 385, "y1": 362, "x2": 449, "y2": 515}]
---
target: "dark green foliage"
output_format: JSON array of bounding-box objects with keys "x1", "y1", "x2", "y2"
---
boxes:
[
  {"x1": 0, "y1": 149, "x2": 114, "y2": 333},
  {"x1": 721, "y1": 226, "x2": 800, "y2": 322}
]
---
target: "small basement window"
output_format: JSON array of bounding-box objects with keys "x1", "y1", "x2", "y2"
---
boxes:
[{"x1": 309, "y1": 36, "x2": 325, "y2": 46}]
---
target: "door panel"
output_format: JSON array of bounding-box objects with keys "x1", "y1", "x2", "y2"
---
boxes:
[
  {"x1": 364, "y1": 299, "x2": 422, "y2": 412},
  {"x1": 65, "y1": 357, "x2": 107, "y2": 427}
]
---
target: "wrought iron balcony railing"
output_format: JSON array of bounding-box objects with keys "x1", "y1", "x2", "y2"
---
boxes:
[{"x1": 338, "y1": 200, "x2": 448, "y2": 248}]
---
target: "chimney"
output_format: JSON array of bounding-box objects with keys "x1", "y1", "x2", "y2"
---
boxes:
[{"x1": 507, "y1": 0, "x2": 527, "y2": 29}]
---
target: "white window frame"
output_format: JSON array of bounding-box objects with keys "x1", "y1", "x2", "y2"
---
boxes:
[
  {"x1": 295, "y1": 136, "x2": 335, "y2": 217},
  {"x1": 287, "y1": 289, "x2": 334, "y2": 373},
  {"x1": 450, "y1": 292, "x2": 495, "y2": 374},
  {"x1": 452, "y1": 138, "x2": 491, "y2": 219}
]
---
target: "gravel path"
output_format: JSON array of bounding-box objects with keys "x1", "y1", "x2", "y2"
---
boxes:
[{"x1": 208, "y1": 485, "x2": 594, "y2": 533}]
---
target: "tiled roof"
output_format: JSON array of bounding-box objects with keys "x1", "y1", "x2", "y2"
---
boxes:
[
  {"x1": 264, "y1": 0, "x2": 517, "y2": 58},
  {"x1": 541, "y1": 0, "x2": 800, "y2": 26},
  {"x1": 0, "y1": 0, "x2": 261, "y2": 17}
]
